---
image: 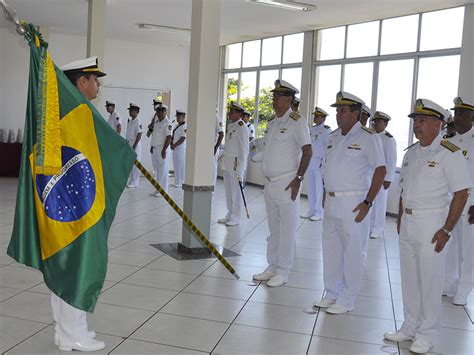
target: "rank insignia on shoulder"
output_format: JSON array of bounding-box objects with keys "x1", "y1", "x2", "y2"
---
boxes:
[
  {"x1": 324, "y1": 125, "x2": 331, "y2": 129},
  {"x1": 404, "y1": 142, "x2": 419, "y2": 151},
  {"x1": 238, "y1": 121, "x2": 244, "y2": 126},
  {"x1": 441, "y1": 140, "x2": 460, "y2": 152},
  {"x1": 385, "y1": 131, "x2": 393, "y2": 138},
  {"x1": 290, "y1": 112, "x2": 301, "y2": 121},
  {"x1": 361, "y1": 126, "x2": 374, "y2": 134}
]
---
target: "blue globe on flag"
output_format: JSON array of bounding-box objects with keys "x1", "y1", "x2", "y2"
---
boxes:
[{"x1": 35, "y1": 146, "x2": 96, "y2": 222}]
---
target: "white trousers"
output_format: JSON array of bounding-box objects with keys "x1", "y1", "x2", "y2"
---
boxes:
[
  {"x1": 172, "y1": 145, "x2": 186, "y2": 186},
  {"x1": 305, "y1": 158, "x2": 324, "y2": 217},
  {"x1": 322, "y1": 193, "x2": 370, "y2": 308},
  {"x1": 264, "y1": 176, "x2": 300, "y2": 277},
  {"x1": 399, "y1": 209, "x2": 448, "y2": 345},
  {"x1": 51, "y1": 293, "x2": 88, "y2": 343},
  {"x1": 222, "y1": 170, "x2": 243, "y2": 223},
  {"x1": 127, "y1": 144, "x2": 141, "y2": 187},
  {"x1": 444, "y1": 212, "x2": 473, "y2": 298},
  {"x1": 370, "y1": 186, "x2": 388, "y2": 235},
  {"x1": 151, "y1": 146, "x2": 170, "y2": 192}
]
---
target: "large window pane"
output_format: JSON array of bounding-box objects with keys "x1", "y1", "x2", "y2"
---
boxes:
[
  {"x1": 283, "y1": 33, "x2": 304, "y2": 64},
  {"x1": 262, "y1": 36, "x2": 282, "y2": 66},
  {"x1": 347, "y1": 21, "x2": 379, "y2": 58},
  {"x1": 240, "y1": 71, "x2": 257, "y2": 117},
  {"x1": 257, "y1": 70, "x2": 279, "y2": 137},
  {"x1": 420, "y1": 7, "x2": 464, "y2": 51},
  {"x1": 343, "y1": 62, "x2": 373, "y2": 107},
  {"x1": 318, "y1": 26, "x2": 345, "y2": 60},
  {"x1": 242, "y1": 40, "x2": 261, "y2": 68},
  {"x1": 223, "y1": 72, "x2": 239, "y2": 121},
  {"x1": 282, "y1": 67, "x2": 302, "y2": 94},
  {"x1": 315, "y1": 65, "x2": 341, "y2": 130},
  {"x1": 377, "y1": 59, "x2": 414, "y2": 166},
  {"x1": 417, "y1": 55, "x2": 460, "y2": 111},
  {"x1": 381, "y1": 15, "x2": 418, "y2": 55},
  {"x1": 225, "y1": 43, "x2": 242, "y2": 69}
]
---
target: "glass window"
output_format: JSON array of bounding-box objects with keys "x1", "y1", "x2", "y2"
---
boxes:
[
  {"x1": 318, "y1": 26, "x2": 345, "y2": 60},
  {"x1": 225, "y1": 43, "x2": 242, "y2": 69},
  {"x1": 224, "y1": 72, "x2": 239, "y2": 107},
  {"x1": 377, "y1": 59, "x2": 414, "y2": 166},
  {"x1": 343, "y1": 62, "x2": 373, "y2": 107},
  {"x1": 262, "y1": 36, "x2": 282, "y2": 66},
  {"x1": 381, "y1": 15, "x2": 418, "y2": 55},
  {"x1": 282, "y1": 67, "x2": 302, "y2": 94},
  {"x1": 257, "y1": 70, "x2": 279, "y2": 138},
  {"x1": 283, "y1": 33, "x2": 304, "y2": 64},
  {"x1": 242, "y1": 40, "x2": 261, "y2": 68},
  {"x1": 417, "y1": 55, "x2": 461, "y2": 111},
  {"x1": 315, "y1": 65, "x2": 341, "y2": 130},
  {"x1": 346, "y1": 21, "x2": 379, "y2": 58},
  {"x1": 240, "y1": 71, "x2": 257, "y2": 115},
  {"x1": 420, "y1": 7, "x2": 464, "y2": 51}
]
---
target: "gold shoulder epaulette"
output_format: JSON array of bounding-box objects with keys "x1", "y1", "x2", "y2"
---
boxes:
[
  {"x1": 385, "y1": 131, "x2": 393, "y2": 138},
  {"x1": 290, "y1": 112, "x2": 301, "y2": 121},
  {"x1": 441, "y1": 139, "x2": 460, "y2": 152},
  {"x1": 361, "y1": 126, "x2": 374, "y2": 134},
  {"x1": 404, "y1": 142, "x2": 419, "y2": 151}
]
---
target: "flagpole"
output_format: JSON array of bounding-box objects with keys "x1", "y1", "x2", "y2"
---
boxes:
[
  {"x1": 134, "y1": 160, "x2": 241, "y2": 280},
  {"x1": 0, "y1": 0, "x2": 27, "y2": 36}
]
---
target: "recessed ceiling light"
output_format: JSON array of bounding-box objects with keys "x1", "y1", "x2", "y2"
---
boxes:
[
  {"x1": 247, "y1": 0, "x2": 316, "y2": 12},
  {"x1": 137, "y1": 23, "x2": 191, "y2": 35}
]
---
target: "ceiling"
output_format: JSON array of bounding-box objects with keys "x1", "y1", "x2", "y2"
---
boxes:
[{"x1": 1, "y1": 0, "x2": 473, "y2": 46}]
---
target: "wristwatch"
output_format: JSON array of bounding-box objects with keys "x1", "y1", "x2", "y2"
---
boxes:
[
  {"x1": 441, "y1": 227, "x2": 452, "y2": 237},
  {"x1": 363, "y1": 199, "x2": 373, "y2": 208},
  {"x1": 295, "y1": 175, "x2": 304, "y2": 182}
]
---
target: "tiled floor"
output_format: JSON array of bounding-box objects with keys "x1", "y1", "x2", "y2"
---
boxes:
[{"x1": 0, "y1": 177, "x2": 473, "y2": 354}]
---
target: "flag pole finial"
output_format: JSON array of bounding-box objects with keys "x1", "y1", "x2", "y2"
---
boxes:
[{"x1": 0, "y1": 0, "x2": 26, "y2": 35}]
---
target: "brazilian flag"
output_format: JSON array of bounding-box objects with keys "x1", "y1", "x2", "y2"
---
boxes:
[{"x1": 7, "y1": 25, "x2": 136, "y2": 312}]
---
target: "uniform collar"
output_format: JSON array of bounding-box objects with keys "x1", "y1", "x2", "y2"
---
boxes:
[
  {"x1": 276, "y1": 107, "x2": 293, "y2": 120},
  {"x1": 424, "y1": 133, "x2": 443, "y2": 151},
  {"x1": 344, "y1": 121, "x2": 361, "y2": 136}
]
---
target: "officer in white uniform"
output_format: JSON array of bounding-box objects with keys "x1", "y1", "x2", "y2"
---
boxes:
[
  {"x1": 301, "y1": 107, "x2": 331, "y2": 221},
  {"x1": 59, "y1": 56, "x2": 107, "y2": 351},
  {"x1": 171, "y1": 110, "x2": 187, "y2": 188},
  {"x1": 252, "y1": 80, "x2": 312, "y2": 287},
  {"x1": 291, "y1": 96, "x2": 300, "y2": 113},
  {"x1": 443, "y1": 97, "x2": 474, "y2": 306},
  {"x1": 314, "y1": 91, "x2": 386, "y2": 314},
  {"x1": 360, "y1": 104, "x2": 372, "y2": 127},
  {"x1": 213, "y1": 114, "x2": 225, "y2": 188},
  {"x1": 125, "y1": 103, "x2": 142, "y2": 188},
  {"x1": 105, "y1": 101, "x2": 121, "y2": 134},
  {"x1": 369, "y1": 111, "x2": 397, "y2": 239},
  {"x1": 149, "y1": 104, "x2": 172, "y2": 196},
  {"x1": 242, "y1": 110, "x2": 255, "y2": 186},
  {"x1": 218, "y1": 102, "x2": 249, "y2": 226},
  {"x1": 383, "y1": 99, "x2": 471, "y2": 354}
]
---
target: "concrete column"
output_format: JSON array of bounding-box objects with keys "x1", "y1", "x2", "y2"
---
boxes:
[
  {"x1": 180, "y1": 0, "x2": 221, "y2": 250},
  {"x1": 458, "y1": 4, "x2": 474, "y2": 97},
  {"x1": 86, "y1": 0, "x2": 106, "y2": 105}
]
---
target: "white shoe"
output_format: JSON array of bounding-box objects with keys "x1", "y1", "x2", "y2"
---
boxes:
[
  {"x1": 409, "y1": 340, "x2": 432, "y2": 354},
  {"x1": 58, "y1": 338, "x2": 105, "y2": 352},
  {"x1": 267, "y1": 274, "x2": 288, "y2": 287},
  {"x1": 218, "y1": 217, "x2": 229, "y2": 224},
  {"x1": 300, "y1": 212, "x2": 313, "y2": 219},
  {"x1": 225, "y1": 220, "x2": 239, "y2": 226},
  {"x1": 313, "y1": 297, "x2": 336, "y2": 308},
  {"x1": 55, "y1": 331, "x2": 96, "y2": 346},
  {"x1": 370, "y1": 231, "x2": 383, "y2": 239},
  {"x1": 126, "y1": 184, "x2": 138, "y2": 188},
  {"x1": 453, "y1": 294, "x2": 467, "y2": 306},
  {"x1": 253, "y1": 269, "x2": 276, "y2": 281},
  {"x1": 383, "y1": 330, "x2": 413, "y2": 342},
  {"x1": 310, "y1": 215, "x2": 322, "y2": 221},
  {"x1": 326, "y1": 303, "x2": 354, "y2": 314}
]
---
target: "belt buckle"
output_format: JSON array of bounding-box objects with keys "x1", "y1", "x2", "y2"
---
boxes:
[
  {"x1": 405, "y1": 208, "x2": 413, "y2": 215},
  {"x1": 328, "y1": 192, "x2": 335, "y2": 197}
]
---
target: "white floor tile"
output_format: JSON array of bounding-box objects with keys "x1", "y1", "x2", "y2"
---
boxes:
[
  {"x1": 0, "y1": 315, "x2": 47, "y2": 353},
  {"x1": 183, "y1": 275, "x2": 258, "y2": 300},
  {"x1": 308, "y1": 336, "x2": 399, "y2": 355},
  {"x1": 0, "y1": 265, "x2": 43, "y2": 290},
  {"x1": 122, "y1": 267, "x2": 197, "y2": 291},
  {"x1": 146, "y1": 254, "x2": 216, "y2": 274},
  {"x1": 0, "y1": 291, "x2": 52, "y2": 323},
  {"x1": 251, "y1": 284, "x2": 322, "y2": 308},
  {"x1": 111, "y1": 338, "x2": 207, "y2": 354}
]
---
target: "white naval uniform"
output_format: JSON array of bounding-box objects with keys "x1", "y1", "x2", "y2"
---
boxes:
[
  {"x1": 172, "y1": 122, "x2": 187, "y2": 187},
  {"x1": 150, "y1": 115, "x2": 172, "y2": 192},
  {"x1": 213, "y1": 115, "x2": 224, "y2": 187},
  {"x1": 221, "y1": 119, "x2": 249, "y2": 224},
  {"x1": 398, "y1": 134, "x2": 471, "y2": 346},
  {"x1": 444, "y1": 128, "x2": 474, "y2": 301},
  {"x1": 107, "y1": 111, "x2": 121, "y2": 133},
  {"x1": 321, "y1": 122, "x2": 385, "y2": 308},
  {"x1": 125, "y1": 117, "x2": 143, "y2": 187},
  {"x1": 262, "y1": 108, "x2": 311, "y2": 277},
  {"x1": 370, "y1": 130, "x2": 397, "y2": 237},
  {"x1": 243, "y1": 123, "x2": 256, "y2": 185},
  {"x1": 51, "y1": 293, "x2": 89, "y2": 345},
  {"x1": 248, "y1": 123, "x2": 255, "y2": 142},
  {"x1": 305, "y1": 123, "x2": 331, "y2": 218}
]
